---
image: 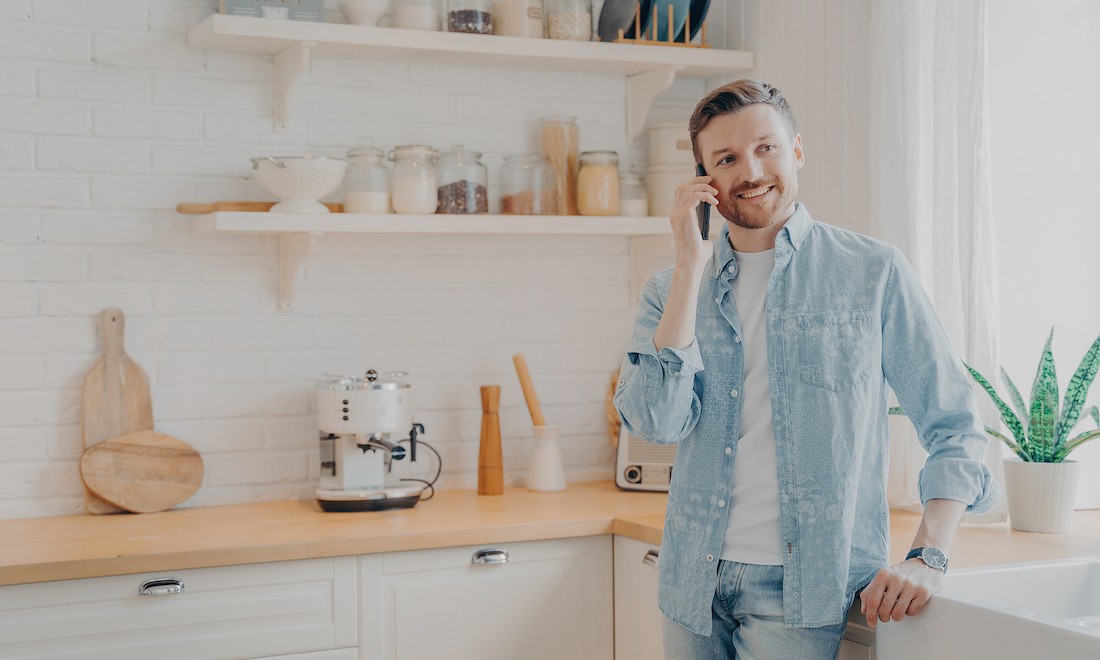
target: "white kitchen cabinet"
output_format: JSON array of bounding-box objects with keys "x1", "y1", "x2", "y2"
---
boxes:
[
  {"x1": 839, "y1": 603, "x2": 877, "y2": 660},
  {"x1": 0, "y1": 557, "x2": 357, "y2": 660},
  {"x1": 613, "y1": 535, "x2": 663, "y2": 660},
  {"x1": 360, "y1": 536, "x2": 614, "y2": 660},
  {"x1": 253, "y1": 651, "x2": 358, "y2": 660}
]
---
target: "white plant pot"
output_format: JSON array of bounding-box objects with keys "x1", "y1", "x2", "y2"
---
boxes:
[{"x1": 1002, "y1": 459, "x2": 1080, "y2": 533}]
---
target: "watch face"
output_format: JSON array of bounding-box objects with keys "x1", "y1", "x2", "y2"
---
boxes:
[{"x1": 921, "y1": 546, "x2": 948, "y2": 569}]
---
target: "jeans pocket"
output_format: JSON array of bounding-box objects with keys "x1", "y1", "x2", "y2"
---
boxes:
[{"x1": 797, "y1": 310, "x2": 873, "y2": 392}]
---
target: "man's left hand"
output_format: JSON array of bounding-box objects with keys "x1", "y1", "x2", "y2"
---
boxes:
[{"x1": 858, "y1": 559, "x2": 945, "y2": 628}]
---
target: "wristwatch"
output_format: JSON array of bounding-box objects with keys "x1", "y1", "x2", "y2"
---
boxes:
[{"x1": 906, "y1": 546, "x2": 949, "y2": 573}]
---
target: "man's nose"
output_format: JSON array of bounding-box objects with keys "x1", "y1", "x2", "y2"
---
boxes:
[{"x1": 735, "y1": 156, "x2": 764, "y2": 184}]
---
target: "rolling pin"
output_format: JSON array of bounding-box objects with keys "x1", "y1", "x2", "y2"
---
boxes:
[{"x1": 478, "y1": 385, "x2": 504, "y2": 495}]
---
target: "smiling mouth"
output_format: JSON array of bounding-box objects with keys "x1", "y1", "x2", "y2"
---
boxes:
[{"x1": 736, "y1": 185, "x2": 774, "y2": 200}]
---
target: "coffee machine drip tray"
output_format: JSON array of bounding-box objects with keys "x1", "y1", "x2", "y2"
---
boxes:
[{"x1": 316, "y1": 485, "x2": 424, "y2": 512}]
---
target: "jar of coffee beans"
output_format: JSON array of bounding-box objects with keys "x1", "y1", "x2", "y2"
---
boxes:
[
  {"x1": 498, "y1": 153, "x2": 559, "y2": 215},
  {"x1": 437, "y1": 144, "x2": 488, "y2": 214},
  {"x1": 447, "y1": 0, "x2": 493, "y2": 33},
  {"x1": 545, "y1": 0, "x2": 591, "y2": 40}
]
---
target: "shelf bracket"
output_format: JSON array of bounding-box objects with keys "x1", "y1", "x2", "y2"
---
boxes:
[
  {"x1": 626, "y1": 66, "x2": 682, "y2": 144},
  {"x1": 278, "y1": 231, "x2": 321, "y2": 310},
  {"x1": 273, "y1": 41, "x2": 314, "y2": 133}
]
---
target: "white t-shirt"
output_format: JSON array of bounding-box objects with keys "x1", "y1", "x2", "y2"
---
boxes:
[{"x1": 720, "y1": 248, "x2": 783, "y2": 566}]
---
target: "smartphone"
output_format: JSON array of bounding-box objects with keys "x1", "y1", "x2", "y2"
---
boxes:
[{"x1": 695, "y1": 163, "x2": 711, "y2": 239}]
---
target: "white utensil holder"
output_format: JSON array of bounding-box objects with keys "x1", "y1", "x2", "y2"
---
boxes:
[{"x1": 527, "y1": 425, "x2": 566, "y2": 492}]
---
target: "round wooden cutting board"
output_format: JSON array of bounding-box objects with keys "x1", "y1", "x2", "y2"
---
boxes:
[{"x1": 79, "y1": 431, "x2": 204, "y2": 514}]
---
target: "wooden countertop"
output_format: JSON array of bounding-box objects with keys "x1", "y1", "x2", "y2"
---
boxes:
[{"x1": 1, "y1": 481, "x2": 1097, "y2": 586}]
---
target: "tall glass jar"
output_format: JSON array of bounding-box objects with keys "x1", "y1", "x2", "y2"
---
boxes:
[
  {"x1": 538, "y1": 115, "x2": 579, "y2": 215},
  {"x1": 436, "y1": 144, "x2": 488, "y2": 214},
  {"x1": 492, "y1": 0, "x2": 542, "y2": 37},
  {"x1": 544, "y1": 0, "x2": 591, "y2": 40},
  {"x1": 498, "y1": 153, "x2": 559, "y2": 215},
  {"x1": 619, "y1": 164, "x2": 648, "y2": 217},
  {"x1": 343, "y1": 140, "x2": 390, "y2": 214},
  {"x1": 392, "y1": 0, "x2": 440, "y2": 30},
  {"x1": 388, "y1": 145, "x2": 439, "y2": 215},
  {"x1": 577, "y1": 150, "x2": 620, "y2": 216},
  {"x1": 447, "y1": 0, "x2": 493, "y2": 33}
]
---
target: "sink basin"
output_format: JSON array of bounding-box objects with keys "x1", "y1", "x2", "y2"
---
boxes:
[{"x1": 876, "y1": 558, "x2": 1100, "y2": 658}]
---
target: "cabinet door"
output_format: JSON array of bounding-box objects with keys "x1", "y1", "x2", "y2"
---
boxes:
[
  {"x1": 363, "y1": 536, "x2": 613, "y2": 660},
  {"x1": 613, "y1": 536, "x2": 663, "y2": 660},
  {"x1": 0, "y1": 557, "x2": 357, "y2": 660}
]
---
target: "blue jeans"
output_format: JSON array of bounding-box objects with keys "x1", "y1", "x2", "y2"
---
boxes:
[{"x1": 662, "y1": 560, "x2": 849, "y2": 660}]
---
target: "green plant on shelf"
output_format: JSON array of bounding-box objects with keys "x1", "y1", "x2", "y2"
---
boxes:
[{"x1": 889, "y1": 328, "x2": 1100, "y2": 463}]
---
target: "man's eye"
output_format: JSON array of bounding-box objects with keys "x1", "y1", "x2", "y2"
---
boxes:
[
  {"x1": 718, "y1": 155, "x2": 734, "y2": 165},
  {"x1": 760, "y1": 144, "x2": 776, "y2": 152}
]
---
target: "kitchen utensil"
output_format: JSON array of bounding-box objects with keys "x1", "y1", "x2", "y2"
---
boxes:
[
  {"x1": 527, "y1": 425, "x2": 566, "y2": 492},
  {"x1": 79, "y1": 431, "x2": 204, "y2": 513},
  {"x1": 339, "y1": 0, "x2": 389, "y2": 25},
  {"x1": 315, "y1": 370, "x2": 426, "y2": 512},
  {"x1": 676, "y1": 0, "x2": 710, "y2": 42},
  {"x1": 250, "y1": 156, "x2": 347, "y2": 214},
  {"x1": 81, "y1": 308, "x2": 154, "y2": 515},
  {"x1": 597, "y1": 0, "x2": 653, "y2": 42},
  {"x1": 478, "y1": 385, "x2": 504, "y2": 495},
  {"x1": 512, "y1": 353, "x2": 546, "y2": 426},
  {"x1": 176, "y1": 201, "x2": 344, "y2": 214}
]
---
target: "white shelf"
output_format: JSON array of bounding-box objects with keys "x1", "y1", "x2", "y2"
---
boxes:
[
  {"x1": 187, "y1": 14, "x2": 755, "y2": 137},
  {"x1": 193, "y1": 212, "x2": 673, "y2": 309}
]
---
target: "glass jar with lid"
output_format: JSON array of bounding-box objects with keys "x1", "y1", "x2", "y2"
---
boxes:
[
  {"x1": 544, "y1": 0, "x2": 591, "y2": 40},
  {"x1": 436, "y1": 144, "x2": 488, "y2": 214},
  {"x1": 577, "y1": 150, "x2": 620, "y2": 216},
  {"x1": 447, "y1": 0, "x2": 493, "y2": 33},
  {"x1": 343, "y1": 139, "x2": 390, "y2": 214},
  {"x1": 619, "y1": 164, "x2": 648, "y2": 217},
  {"x1": 492, "y1": 0, "x2": 542, "y2": 37},
  {"x1": 392, "y1": 0, "x2": 440, "y2": 30},
  {"x1": 498, "y1": 153, "x2": 559, "y2": 215},
  {"x1": 388, "y1": 145, "x2": 439, "y2": 215},
  {"x1": 538, "y1": 115, "x2": 579, "y2": 215}
]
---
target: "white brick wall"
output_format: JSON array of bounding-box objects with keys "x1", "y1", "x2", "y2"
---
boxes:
[{"x1": 0, "y1": 0, "x2": 719, "y2": 518}]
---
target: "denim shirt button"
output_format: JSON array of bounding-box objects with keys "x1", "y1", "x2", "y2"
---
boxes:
[
  {"x1": 717, "y1": 500, "x2": 726, "y2": 508},
  {"x1": 734, "y1": 336, "x2": 742, "y2": 343},
  {"x1": 706, "y1": 554, "x2": 714, "y2": 562},
  {"x1": 724, "y1": 447, "x2": 732, "y2": 455},
  {"x1": 730, "y1": 389, "x2": 739, "y2": 398}
]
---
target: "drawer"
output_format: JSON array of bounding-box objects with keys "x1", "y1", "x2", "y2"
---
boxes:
[{"x1": 0, "y1": 557, "x2": 357, "y2": 659}]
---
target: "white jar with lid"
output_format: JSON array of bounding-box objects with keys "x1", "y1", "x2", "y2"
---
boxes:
[
  {"x1": 619, "y1": 165, "x2": 648, "y2": 217},
  {"x1": 392, "y1": 0, "x2": 440, "y2": 30},
  {"x1": 493, "y1": 0, "x2": 543, "y2": 37},
  {"x1": 388, "y1": 145, "x2": 439, "y2": 215},
  {"x1": 344, "y1": 139, "x2": 390, "y2": 214},
  {"x1": 577, "y1": 150, "x2": 620, "y2": 216}
]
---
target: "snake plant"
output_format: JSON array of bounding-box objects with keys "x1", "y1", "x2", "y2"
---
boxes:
[{"x1": 889, "y1": 328, "x2": 1100, "y2": 462}]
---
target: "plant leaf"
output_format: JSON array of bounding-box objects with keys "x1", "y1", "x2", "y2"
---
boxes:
[
  {"x1": 1055, "y1": 331, "x2": 1100, "y2": 445},
  {"x1": 965, "y1": 362, "x2": 1028, "y2": 446},
  {"x1": 1054, "y1": 429, "x2": 1100, "y2": 462},
  {"x1": 985, "y1": 426, "x2": 1030, "y2": 461},
  {"x1": 999, "y1": 367, "x2": 1030, "y2": 429},
  {"x1": 1028, "y1": 328, "x2": 1060, "y2": 461}
]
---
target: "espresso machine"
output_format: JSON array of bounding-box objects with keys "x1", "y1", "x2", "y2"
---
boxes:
[{"x1": 315, "y1": 369, "x2": 425, "y2": 512}]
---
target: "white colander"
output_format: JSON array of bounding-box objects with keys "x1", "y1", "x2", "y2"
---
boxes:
[{"x1": 251, "y1": 156, "x2": 347, "y2": 213}]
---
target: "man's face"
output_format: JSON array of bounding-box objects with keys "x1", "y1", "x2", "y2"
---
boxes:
[{"x1": 695, "y1": 103, "x2": 805, "y2": 231}]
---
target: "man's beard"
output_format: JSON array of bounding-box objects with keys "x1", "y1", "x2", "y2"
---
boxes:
[{"x1": 716, "y1": 179, "x2": 794, "y2": 230}]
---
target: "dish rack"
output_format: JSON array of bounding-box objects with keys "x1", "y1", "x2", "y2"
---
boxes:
[{"x1": 613, "y1": 4, "x2": 710, "y2": 49}]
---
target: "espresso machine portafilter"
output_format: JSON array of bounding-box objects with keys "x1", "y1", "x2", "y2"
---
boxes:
[{"x1": 315, "y1": 369, "x2": 425, "y2": 512}]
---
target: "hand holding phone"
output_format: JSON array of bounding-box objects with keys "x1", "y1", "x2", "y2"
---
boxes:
[{"x1": 695, "y1": 163, "x2": 711, "y2": 239}]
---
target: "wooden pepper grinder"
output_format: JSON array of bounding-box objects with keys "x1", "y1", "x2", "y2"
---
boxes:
[{"x1": 478, "y1": 385, "x2": 504, "y2": 495}]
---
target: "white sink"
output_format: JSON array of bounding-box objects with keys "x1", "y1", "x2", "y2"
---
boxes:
[{"x1": 876, "y1": 558, "x2": 1100, "y2": 659}]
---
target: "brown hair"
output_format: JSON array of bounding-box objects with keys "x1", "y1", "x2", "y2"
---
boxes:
[{"x1": 689, "y1": 79, "x2": 797, "y2": 163}]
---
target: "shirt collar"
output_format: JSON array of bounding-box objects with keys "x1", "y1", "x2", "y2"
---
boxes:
[{"x1": 711, "y1": 202, "x2": 813, "y2": 280}]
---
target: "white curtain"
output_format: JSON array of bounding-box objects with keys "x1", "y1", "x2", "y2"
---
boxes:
[{"x1": 869, "y1": 0, "x2": 1007, "y2": 522}]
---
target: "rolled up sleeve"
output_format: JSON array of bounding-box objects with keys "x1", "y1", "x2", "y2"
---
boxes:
[
  {"x1": 881, "y1": 248, "x2": 1000, "y2": 513},
  {"x1": 614, "y1": 275, "x2": 703, "y2": 445}
]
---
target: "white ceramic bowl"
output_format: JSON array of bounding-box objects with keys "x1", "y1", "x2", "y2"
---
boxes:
[
  {"x1": 340, "y1": 0, "x2": 390, "y2": 26},
  {"x1": 251, "y1": 156, "x2": 347, "y2": 213}
]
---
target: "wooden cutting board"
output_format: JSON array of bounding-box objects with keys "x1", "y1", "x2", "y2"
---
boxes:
[
  {"x1": 80, "y1": 308, "x2": 154, "y2": 514},
  {"x1": 176, "y1": 201, "x2": 344, "y2": 214},
  {"x1": 79, "y1": 431, "x2": 204, "y2": 514}
]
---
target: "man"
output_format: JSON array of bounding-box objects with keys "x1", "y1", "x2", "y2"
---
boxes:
[{"x1": 613, "y1": 80, "x2": 999, "y2": 659}]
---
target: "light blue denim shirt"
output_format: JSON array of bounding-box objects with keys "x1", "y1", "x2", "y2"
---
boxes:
[{"x1": 614, "y1": 204, "x2": 999, "y2": 634}]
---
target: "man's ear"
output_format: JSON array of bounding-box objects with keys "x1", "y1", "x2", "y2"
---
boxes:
[{"x1": 793, "y1": 133, "x2": 805, "y2": 169}]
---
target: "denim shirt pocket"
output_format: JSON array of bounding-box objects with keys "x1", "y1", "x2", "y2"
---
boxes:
[{"x1": 797, "y1": 309, "x2": 873, "y2": 392}]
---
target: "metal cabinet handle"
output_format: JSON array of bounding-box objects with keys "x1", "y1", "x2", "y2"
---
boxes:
[
  {"x1": 642, "y1": 549, "x2": 659, "y2": 566},
  {"x1": 138, "y1": 578, "x2": 185, "y2": 596},
  {"x1": 471, "y1": 549, "x2": 509, "y2": 565}
]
